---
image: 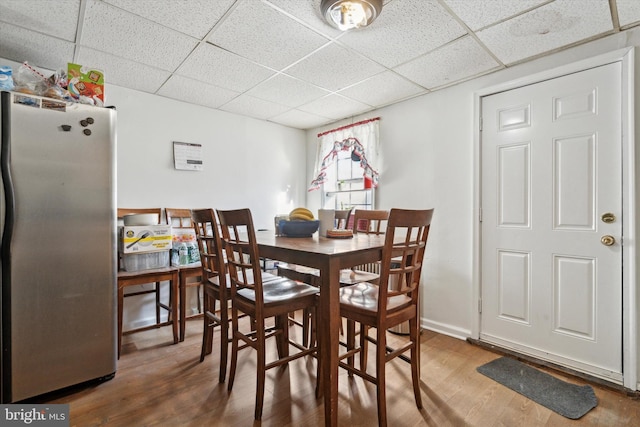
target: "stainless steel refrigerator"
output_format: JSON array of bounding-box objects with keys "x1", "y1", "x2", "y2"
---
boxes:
[{"x1": 0, "y1": 91, "x2": 117, "y2": 402}]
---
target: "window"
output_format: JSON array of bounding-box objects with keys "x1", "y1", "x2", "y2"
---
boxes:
[
  {"x1": 321, "y1": 148, "x2": 374, "y2": 210},
  {"x1": 310, "y1": 117, "x2": 380, "y2": 212}
]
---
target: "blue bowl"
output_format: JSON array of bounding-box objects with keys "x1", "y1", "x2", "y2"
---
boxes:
[{"x1": 279, "y1": 220, "x2": 319, "y2": 237}]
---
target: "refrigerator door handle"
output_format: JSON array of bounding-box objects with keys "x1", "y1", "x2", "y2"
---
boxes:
[
  {"x1": 1, "y1": 90, "x2": 15, "y2": 402},
  {"x1": 1, "y1": 91, "x2": 15, "y2": 258}
]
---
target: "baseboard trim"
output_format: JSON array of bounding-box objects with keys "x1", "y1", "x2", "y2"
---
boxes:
[{"x1": 420, "y1": 318, "x2": 470, "y2": 341}]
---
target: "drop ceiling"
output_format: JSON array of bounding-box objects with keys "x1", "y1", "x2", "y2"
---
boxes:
[{"x1": 0, "y1": 0, "x2": 639, "y2": 130}]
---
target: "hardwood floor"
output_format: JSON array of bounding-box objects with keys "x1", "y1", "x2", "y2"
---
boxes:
[{"x1": 41, "y1": 317, "x2": 640, "y2": 426}]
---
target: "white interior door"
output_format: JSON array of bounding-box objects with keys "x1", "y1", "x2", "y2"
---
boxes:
[{"x1": 480, "y1": 62, "x2": 623, "y2": 383}]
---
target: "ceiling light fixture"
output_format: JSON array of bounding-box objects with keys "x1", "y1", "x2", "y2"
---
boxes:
[{"x1": 320, "y1": 0, "x2": 383, "y2": 31}]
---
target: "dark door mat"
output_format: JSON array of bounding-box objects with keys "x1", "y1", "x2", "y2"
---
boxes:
[{"x1": 477, "y1": 356, "x2": 598, "y2": 419}]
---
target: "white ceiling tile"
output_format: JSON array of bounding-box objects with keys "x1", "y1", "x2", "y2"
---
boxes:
[
  {"x1": 264, "y1": 0, "x2": 343, "y2": 38},
  {"x1": 339, "y1": 0, "x2": 467, "y2": 67},
  {"x1": 76, "y1": 47, "x2": 170, "y2": 94},
  {"x1": 220, "y1": 94, "x2": 291, "y2": 120},
  {"x1": 443, "y1": 0, "x2": 548, "y2": 31},
  {"x1": 176, "y1": 43, "x2": 275, "y2": 93},
  {"x1": 0, "y1": 22, "x2": 74, "y2": 71},
  {"x1": 103, "y1": 0, "x2": 235, "y2": 39},
  {"x1": 617, "y1": 0, "x2": 640, "y2": 27},
  {"x1": 394, "y1": 36, "x2": 500, "y2": 89},
  {"x1": 285, "y1": 43, "x2": 386, "y2": 92},
  {"x1": 269, "y1": 108, "x2": 333, "y2": 130},
  {"x1": 476, "y1": 0, "x2": 613, "y2": 65},
  {"x1": 81, "y1": 0, "x2": 197, "y2": 71},
  {"x1": 157, "y1": 75, "x2": 240, "y2": 110},
  {"x1": 0, "y1": 0, "x2": 80, "y2": 41},
  {"x1": 298, "y1": 94, "x2": 372, "y2": 120},
  {"x1": 338, "y1": 71, "x2": 426, "y2": 107},
  {"x1": 209, "y1": 0, "x2": 329, "y2": 70},
  {"x1": 0, "y1": 1, "x2": 632, "y2": 129},
  {"x1": 247, "y1": 74, "x2": 330, "y2": 108}
]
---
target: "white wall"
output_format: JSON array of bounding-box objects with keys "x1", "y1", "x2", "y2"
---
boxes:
[
  {"x1": 110, "y1": 85, "x2": 307, "y2": 226},
  {"x1": 306, "y1": 28, "x2": 640, "y2": 384},
  {"x1": 107, "y1": 86, "x2": 308, "y2": 329}
]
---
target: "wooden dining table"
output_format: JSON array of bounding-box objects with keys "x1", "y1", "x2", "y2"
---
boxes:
[{"x1": 255, "y1": 230, "x2": 387, "y2": 426}]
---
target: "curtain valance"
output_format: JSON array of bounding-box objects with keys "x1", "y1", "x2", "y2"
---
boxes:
[{"x1": 309, "y1": 117, "x2": 380, "y2": 191}]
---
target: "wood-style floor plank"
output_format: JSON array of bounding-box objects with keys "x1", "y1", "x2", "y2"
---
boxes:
[{"x1": 37, "y1": 317, "x2": 640, "y2": 426}]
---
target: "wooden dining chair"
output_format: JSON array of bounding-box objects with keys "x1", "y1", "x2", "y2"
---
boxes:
[
  {"x1": 165, "y1": 207, "x2": 203, "y2": 341},
  {"x1": 342, "y1": 209, "x2": 390, "y2": 286},
  {"x1": 217, "y1": 208, "x2": 318, "y2": 420},
  {"x1": 338, "y1": 208, "x2": 434, "y2": 427},
  {"x1": 276, "y1": 208, "x2": 388, "y2": 344},
  {"x1": 191, "y1": 208, "x2": 230, "y2": 383},
  {"x1": 353, "y1": 208, "x2": 389, "y2": 235},
  {"x1": 343, "y1": 209, "x2": 391, "y2": 366},
  {"x1": 117, "y1": 208, "x2": 179, "y2": 358},
  {"x1": 334, "y1": 207, "x2": 353, "y2": 229}
]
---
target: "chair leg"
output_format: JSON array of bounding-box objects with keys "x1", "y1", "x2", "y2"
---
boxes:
[
  {"x1": 219, "y1": 298, "x2": 229, "y2": 383},
  {"x1": 200, "y1": 313, "x2": 213, "y2": 362},
  {"x1": 275, "y1": 314, "x2": 289, "y2": 359},
  {"x1": 155, "y1": 281, "x2": 161, "y2": 324},
  {"x1": 199, "y1": 295, "x2": 214, "y2": 362},
  {"x1": 346, "y1": 319, "x2": 356, "y2": 376},
  {"x1": 227, "y1": 308, "x2": 240, "y2": 392},
  {"x1": 309, "y1": 306, "x2": 317, "y2": 348},
  {"x1": 409, "y1": 317, "x2": 422, "y2": 409},
  {"x1": 196, "y1": 283, "x2": 202, "y2": 313},
  {"x1": 313, "y1": 305, "x2": 321, "y2": 398},
  {"x1": 170, "y1": 279, "x2": 178, "y2": 344},
  {"x1": 255, "y1": 322, "x2": 267, "y2": 420},
  {"x1": 376, "y1": 328, "x2": 387, "y2": 427},
  {"x1": 302, "y1": 308, "x2": 310, "y2": 347},
  {"x1": 360, "y1": 324, "x2": 369, "y2": 372},
  {"x1": 117, "y1": 286, "x2": 124, "y2": 359}
]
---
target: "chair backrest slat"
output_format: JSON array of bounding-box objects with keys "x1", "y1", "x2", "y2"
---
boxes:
[
  {"x1": 190, "y1": 209, "x2": 225, "y2": 287},
  {"x1": 216, "y1": 208, "x2": 265, "y2": 307},
  {"x1": 165, "y1": 208, "x2": 196, "y2": 229},
  {"x1": 334, "y1": 208, "x2": 353, "y2": 230},
  {"x1": 353, "y1": 209, "x2": 389, "y2": 235},
  {"x1": 377, "y1": 208, "x2": 434, "y2": 314}
]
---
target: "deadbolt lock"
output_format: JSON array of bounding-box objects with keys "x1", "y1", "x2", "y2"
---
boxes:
[
  {"x1": 601, "y1": 212, "x2": 616, "y2": 223},
  {"x1": 601, "y1": 235, "x2": 616, "y2": 246}
]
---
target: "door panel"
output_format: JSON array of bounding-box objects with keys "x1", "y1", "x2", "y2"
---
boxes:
[{"x1": 480, "y1": 62, "x2": 622, "y2": 382}]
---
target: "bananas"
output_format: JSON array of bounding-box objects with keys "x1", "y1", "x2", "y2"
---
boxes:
[{"x1": 289, "y1": 207, "x2": 314, "y2": 221}]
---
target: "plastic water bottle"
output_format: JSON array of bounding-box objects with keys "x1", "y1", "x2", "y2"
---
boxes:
[
  {"x1": 178, "y1": 243, "x2": 189, "y2": 265},
  {"x1": 187, "y1": 242, "x2": 199, "y2": 264}
]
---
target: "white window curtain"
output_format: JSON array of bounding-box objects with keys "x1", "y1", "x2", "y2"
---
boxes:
[{"x1": 309, "y1": 117, "x2": 380, "y2": 191}]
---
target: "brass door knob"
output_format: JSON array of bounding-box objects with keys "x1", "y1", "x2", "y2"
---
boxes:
[
  {"x1": 601, "y1": 235, "x2": 616, "y2": 246},
  {"x1": 601, "y1": 212, "x2": 616, "y2": 223}
]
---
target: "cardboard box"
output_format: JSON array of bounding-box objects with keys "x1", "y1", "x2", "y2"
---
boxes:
[
  {"x1": 67, "y1": 63, "x2": 105, "y2": 104},
  {"x1": 119, "y1": 225, "x2": 172, "y2": 254}
]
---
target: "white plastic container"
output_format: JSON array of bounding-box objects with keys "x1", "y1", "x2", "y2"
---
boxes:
[
  {"x1": 122, "y1": 251, "x2": 170, "y2": 272},
  {"x1": 123, "y1": 213, "x2": 159, "y2": 226}
]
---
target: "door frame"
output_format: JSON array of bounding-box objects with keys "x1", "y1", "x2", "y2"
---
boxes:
[{"x1": 472, "y1": 47, "x2": 637, "y2": 390}]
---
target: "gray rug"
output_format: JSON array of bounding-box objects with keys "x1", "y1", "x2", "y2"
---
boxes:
[{"x1": 477, "y1": 357, "x2": 598, "y2": 419}]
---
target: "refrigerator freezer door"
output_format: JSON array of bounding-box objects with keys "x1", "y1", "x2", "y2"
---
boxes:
[{"x1": 1, "y1": 93, "x2": 117, "y2": 402}]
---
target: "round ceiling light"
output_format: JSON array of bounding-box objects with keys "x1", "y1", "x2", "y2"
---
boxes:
[{"x1": 320, "y1": 0, "x2": 383, "y2": 31}]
